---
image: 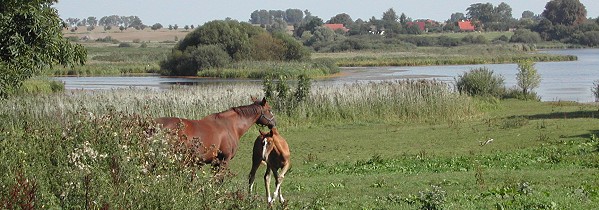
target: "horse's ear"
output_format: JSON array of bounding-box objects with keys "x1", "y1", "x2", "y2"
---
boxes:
[
  {"x1": 260, "y1": 97, "x2": 267, "y2": 106},
  {"x1": 259, "y1": 130, "x2": 267, "y2": 135}
]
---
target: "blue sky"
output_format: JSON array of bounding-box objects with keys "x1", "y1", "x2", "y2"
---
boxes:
[{"x1": 54, "y1": 0, "x2": 599, "y2": 25}]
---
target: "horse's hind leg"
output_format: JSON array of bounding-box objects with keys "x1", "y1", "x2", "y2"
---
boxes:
[{"x1": 274, "y1": 164, "x2": 290, "y2": 203}]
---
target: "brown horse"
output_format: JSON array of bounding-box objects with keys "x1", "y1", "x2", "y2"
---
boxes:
[
  {"x1": 154, "y1": 97, "x2": 275, "y2": 169},
  {"x1": 248, "y1": 127, "x2": 291, "y2": 205}
]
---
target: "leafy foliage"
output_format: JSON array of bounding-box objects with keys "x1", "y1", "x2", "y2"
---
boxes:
[
  {"x1": 542, "y1": 0, "x2": 587, "y2": 26},
  {"x1": 455, "y1": 67, "x2": 505, "y2": 98},
  {"x1": 516, "y1": 60, "x2": 541, "y2": 96},
  {"x1": 0, "y1": 0, "x2": 86, "y2": 98},
  {"x1": 161, "y1": 20, "x2": 309, "y2": 76}
]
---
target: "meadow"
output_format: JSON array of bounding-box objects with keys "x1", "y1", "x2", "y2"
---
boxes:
[{"x1": 1, "y1": 81, "x2": 598, "y2": 209}]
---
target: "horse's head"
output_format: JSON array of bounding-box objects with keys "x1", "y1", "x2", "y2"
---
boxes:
[{"x1": 253, "y1": 97, "x2": 276, "y2": 129}]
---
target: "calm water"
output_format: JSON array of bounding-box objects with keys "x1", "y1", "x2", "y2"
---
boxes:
[{"x1": 54, "y1": 49, "x2": 599, "y2": 102}]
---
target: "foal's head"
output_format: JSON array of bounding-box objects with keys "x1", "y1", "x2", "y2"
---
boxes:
[{"x1": 258, "y1": 129, "x2": 276, "y2": 160}]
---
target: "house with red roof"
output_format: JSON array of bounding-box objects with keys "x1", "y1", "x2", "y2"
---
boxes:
[
  {"x1": 323, "y1": 24, "x2": 349, "y2": 32},
  {"x1": 407, "y1": 21, "x2": 426, "y2": 31},
  {"x1": 458, "y1": 20, "x2": 475, "y2": 31}
]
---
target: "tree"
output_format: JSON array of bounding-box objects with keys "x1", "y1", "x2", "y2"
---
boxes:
[
  {"x1": 327, "y1": 13, "x2": 353, "y2": 27},
  {"x1": 86, "y1": 16, "x2": 98, "y2": 26},
  {"x1": 449, "y1": 12, "x2": 465, "y2": 23},
  {"x1": 285, "y1": 9, "x2": 304, "y2": 25},
  {"x1": 1, "y1": 0, "x2": 86, "y2": 98},
  {"x1": 467, "y1": 3, "x2": 495, "y2": 23},
  {"x1": 151, "y1": 23, "x2": 163, "y2": 31},
  {"x1": 399, "y1": 13, "x2": 408, "y2": 25},
  {"x1": 516, "y1": 60, "x2": 541, "y2": 95},
  {"x1": 542, "y1": 0, "x2": 587, "y2": 26},
  {"x1": 522, "y1": 10, "x2": 535, "y2": 19},
  {"x1": 381, "y1": 8, "x2": 402, "y2": 36},
  {"x1": 161, "y1": 20, "x2": 309, "y2": 76}
]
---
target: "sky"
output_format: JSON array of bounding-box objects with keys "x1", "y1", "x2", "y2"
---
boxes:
[{"x1": 54, "y1": 0, "x2": 599, "y2": 26}]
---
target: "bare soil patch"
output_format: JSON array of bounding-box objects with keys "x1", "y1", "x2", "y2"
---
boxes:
[{"x1": 63, "y1": 26, "x2": 191, "y2": 42}]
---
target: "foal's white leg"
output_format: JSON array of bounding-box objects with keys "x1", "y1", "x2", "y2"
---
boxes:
[
  {"x1": 264, "y1": 168, "x2": 273, "y2": 203},
  {"x1": 274, "y1": 164, "x2": 290, "y2": 203}
]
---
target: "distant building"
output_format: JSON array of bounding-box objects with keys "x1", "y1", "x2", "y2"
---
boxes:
[
  {"x1": 407, "y1": 21, "x2": 426, "y2": 31},
  {"x1": 323, "y1": 23, "x2": 349, "y2": 32},
  {"x1": 458, "y1": 20, "x2": 475, "y2": 31}
]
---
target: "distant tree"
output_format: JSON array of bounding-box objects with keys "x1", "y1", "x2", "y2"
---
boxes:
[
  {"x1": 119, "y1": 26, "x2": 125, "y2": 32},
  {"x1": 327, "y1": 13, "x2": 353, "y2": 27},
  {"x1": 1, "y1": 0, "x2": 86, "y2": 98},
  {"x1": 87, "y1": 16, "x2": 98, "y2": 26},
  {"x1": 522, "y1": 10, "x2": 535, "y2": 19},
  {"x1": 467, "y1": 3, "x2": 495, "y2": 23},
  {"x1": 495, "y1": 2, "x2": 513, "y2": 22},
  {"x1": 268, "y1": 18, "x2": 288, "y2": 33},
  {"x1": 285, "y1": 9, "x2": 304, "y2": 24},
  {"x1": 381, "y1": 8, "x2": 402, "y2": 36},
  {"x1": 184, "y1": 25, "x2": 190, "y2": 30},
  {"x1": 104, "y1": 25, "x2": 112, "y2": 31},
  {"x1": 168, "y1": 24, "x2": 173, "y2": 30},
  {"x1": 399, "y1": 13, "x2": 407, "y2": 25},
  {"x1": 191, "y1": 24, "x2": 195, "y2": 29},
  {"x1": 128, "y1": 16, "x2": 143, "y2": 29},
  {"x1": 87, "y1": 25, "x2": 95, "y2": 31},
  {"x1": 382, "y1": 8, "x2": 399, "y2": 23},
  {"x1": 250, "y1": 9, "x2": 272, "y2": 25},
  {"x1": 173, "y1": 24, "x2": 179, "y2": 30},
  {"x1": 542, "y1": 0, "x2": 587, "y2": 26},
  {"x1": 151, "y1": 23, "x2": 163, "y2": 31},
  {"x1": 294, "y1": 16, "x2": 323, "y2": 37},
  {"x1": 303, "y1": 10, "x2": 312, "y2": 18},
  {"x1": 161, "y1": 20, "x2": 309, "y2": 76},
  {"x1": 449, "y1": 12, "x2": 465, "y2": 22}
]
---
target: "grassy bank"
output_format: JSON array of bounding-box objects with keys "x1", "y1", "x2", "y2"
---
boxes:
[
  {"x1": 315, "y1": 44, "x2": 577, "y2": 67},
  {"x1": 2, "y1": 82, "x2": 599, "y2": 208}
]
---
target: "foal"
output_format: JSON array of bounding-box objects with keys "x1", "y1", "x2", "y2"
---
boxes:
[{"x1": 248, "y1": 127, "x2": 291, "y2": 204}]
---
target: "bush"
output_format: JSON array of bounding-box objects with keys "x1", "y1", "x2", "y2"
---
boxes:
[
  {"x1": 592, "y1": 80, "x2": 599, "y2": 102},
  {"x1": 118, "y1": 43, "x2": 132, "y2": 48},
  {"x1": 159, "y1": 45, "x2": 231, "y2": 76},
  {"x1": 510, "y1": 29, "x2": 542, "y2": 43},
  {"x1": 579, "y1": 31, "x2": 599, "y2": 47},
  {"x1": 455, "y1": 67, "x2": 505, "y2": 98}
]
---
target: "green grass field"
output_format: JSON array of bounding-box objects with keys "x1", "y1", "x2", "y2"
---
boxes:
[{"x1": 1, "y1": 81, "x2": 598, "y2": 209}]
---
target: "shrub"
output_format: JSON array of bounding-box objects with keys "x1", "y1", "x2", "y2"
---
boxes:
[
  {"x1": 455, "y1": 67, "x2": 505, "y2": 98},
  {"x1": 510, "y1": 29, "x2": 542, "y2": 43},
  {"x1": 118, "y1": 43, "x2": 132, "y2": 48},
  {"x1": 579, "y1": 31, "x2": 599, "y2": 47},
  {"x1": 592, "y1": 80, "x2": 599, "y2": 102},
  {"x1": 160, "y1": 45, "x2": 231, "y2": 76},
  {"x1": 515, "y1": 60, "x2": 541, "y2": 96}
]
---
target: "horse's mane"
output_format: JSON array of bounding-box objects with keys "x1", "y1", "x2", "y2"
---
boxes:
[{"x1": 215, "y1": 102, "x2": 261, "y2": 119}]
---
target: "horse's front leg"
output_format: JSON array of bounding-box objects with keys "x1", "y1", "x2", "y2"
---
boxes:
[
  {"x1": 264, "y1": 167, "x2": 273, "y2": 204},
  {"x1": 248, "y1": 160, "x2": 261, "y2": 193}
]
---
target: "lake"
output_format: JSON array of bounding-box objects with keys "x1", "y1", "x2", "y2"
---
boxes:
[{"x1": 54, "y1": 48, "x2": 599, "y2": 102}]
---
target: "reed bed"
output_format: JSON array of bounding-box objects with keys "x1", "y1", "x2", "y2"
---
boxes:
[{"x1": 1, "y1": 80, "x2": 477, "y2": 128}]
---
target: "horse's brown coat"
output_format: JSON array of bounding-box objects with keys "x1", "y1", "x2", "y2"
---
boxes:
[
  {"x1": 155, "y1": 97, "x2": 275, "y2": 168},
  {"x1": 248, "y1": 127, "x2": 291, "y2": 204}
]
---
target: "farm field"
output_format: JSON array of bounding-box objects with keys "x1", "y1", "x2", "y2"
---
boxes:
[{"x1": 1, "y1": 82, "x2": 598, "y2": 209}]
